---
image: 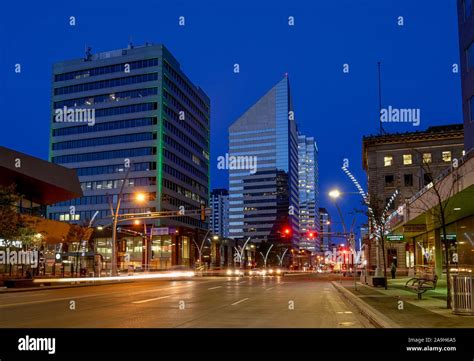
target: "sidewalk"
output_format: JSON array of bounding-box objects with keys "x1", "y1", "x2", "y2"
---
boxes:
[{"x1": 333, "y1": 277, "x2": 474, "y2": 328}]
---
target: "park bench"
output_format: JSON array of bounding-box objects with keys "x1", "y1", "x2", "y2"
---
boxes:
[{"x1": 405, "y1": 266, "x2": 438, "y2": 299}]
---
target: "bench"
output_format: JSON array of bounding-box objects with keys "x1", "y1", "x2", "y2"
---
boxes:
[{"x1": 405, "y1": 274, "x2": 438, "y2": 299}]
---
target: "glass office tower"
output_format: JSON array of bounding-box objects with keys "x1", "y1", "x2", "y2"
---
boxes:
[
  {"x1": 228, "y1": 76, "x2": 299, "y2": 247},
  {"x1": 209, "y1": 188, "x2": 230, "y2": 238},
  {"x1": 298, "y1": 135, "x2": 320, "y2": 253},
  {"x1": 48, "y1": 43, "x2": 210, "y2": 269}
]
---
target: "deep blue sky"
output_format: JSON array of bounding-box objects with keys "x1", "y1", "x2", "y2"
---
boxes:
[{"x1": 0, "y1": 0, "x2": 462, "y2": 239}]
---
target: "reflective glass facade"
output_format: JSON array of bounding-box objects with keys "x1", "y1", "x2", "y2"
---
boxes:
[
  {"x1": 228, "y1": 77, "x2": 299, "y2": 245},
  {"x1": 48, "y1": 44, "x2": 210, "y2": 239},
  {"x1": 298, "y1": 135, "x2": 320, "y2": 252}
]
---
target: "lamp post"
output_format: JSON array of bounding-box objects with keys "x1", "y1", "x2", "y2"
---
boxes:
[
  {"x1": 233, "y1": 237, "x2": 251, "y2": 269},
  {"x1": 329, "y1": 189, "x2": 358, "y2": 290},
  {"x1": 192, "y1": 229, "x2": 211, "y2": 269},
  {"x1": 259, "y1": 244, "x2": 274, "y2": 269},
  {"x1": 109, "y1": 184, "x2": 147, "y2": 277},
  {"x1": 276, "y1": 248, "x2": 289, "y2": 268}
]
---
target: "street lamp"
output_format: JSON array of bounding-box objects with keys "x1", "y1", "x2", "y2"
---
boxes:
[
  {"x1": 328, "y1": 189, "x2": 347, "y2": 235},
  {"x1": 110, "y1": 186, "x2": 147, "y2": 277},
  {"x1": 135, "y1": 192, "x2": 146, "y2": 203},
  {"x1": 329, "y1": 188, "x2": 358, "y2": 289},
  {"x1": 328, "y1": 189, "x2": 341, "y2": 199},
  {"x1": 192, "y1": 230, "x2": 212, "y2": 269}
]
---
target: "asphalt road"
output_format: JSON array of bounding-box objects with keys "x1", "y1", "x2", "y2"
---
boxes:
[{"x1": 0, "y1": 274, "x2": 373, "y2": 328}]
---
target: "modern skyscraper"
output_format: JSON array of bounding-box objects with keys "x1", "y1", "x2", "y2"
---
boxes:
[
  {"x1": 298, "y1": 135, "x2": 320, "y2": 253},
  {"x1": 48, "y1": 43, "x2": 210, "y2": 269},
  {"x1": 228, "y1": 76, "x2": 299, "y2": 247},
  {"x1": 209, "y1": 188, "x2": 229, "y2": 238},
  {"x1": 457, "y1": 0, "x2": 474, "y2": 151},
  {"x1": 319, "y1": 207, "x2": 331, "y2": 252}
]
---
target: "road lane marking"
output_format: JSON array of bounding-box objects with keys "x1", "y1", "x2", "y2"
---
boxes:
[
  {"x1": 0, "y1": 281, "x2": 214, "y2": 309},
  {"x1": 339, "y1": 321, "x2": 355, "y2": 327},
  {"x1": 0, "y1": 293, "x2": 111, "y2": 308},
  {"x1": 231, "y1": 298, "x2": 249, "y2": 306},
  {"x1": 208, "y1": 286, "x2": 222, "y2": 290},
  {"x1": 132, "y1": 296, "x2": 171, "y2": 304},
  {"x1": 265, "y1": 287, "x2": 274, "y2": 291}
]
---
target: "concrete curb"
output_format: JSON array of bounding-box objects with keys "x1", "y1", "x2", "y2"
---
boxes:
[{"x1": 331, "y1": 281, "x2": 401, "y2": 328}]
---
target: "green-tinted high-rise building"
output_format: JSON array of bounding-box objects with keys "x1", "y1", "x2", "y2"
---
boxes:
[{"x1": 48, "y1": 43, "x2": 210, "y2": 269}]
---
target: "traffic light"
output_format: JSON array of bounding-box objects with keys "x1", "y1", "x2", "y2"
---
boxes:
[
  {"x1": 307, "y1": 230, "x2": 318, "y2": 239},
  {"x1": 282, "y1": 227, "x2": 292, "y2": 237},
  {"x1": 200, "y1": 205, "x2": 206, "y2": 221}
]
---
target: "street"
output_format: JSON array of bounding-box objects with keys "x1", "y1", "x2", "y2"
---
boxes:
[{"x1": 0, "y1": 274, "x2": 373, "y2": 328}]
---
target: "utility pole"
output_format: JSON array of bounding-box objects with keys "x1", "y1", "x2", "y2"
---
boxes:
[{"x1": 378, "y1": 61, "x2": 384, "y2": 135}]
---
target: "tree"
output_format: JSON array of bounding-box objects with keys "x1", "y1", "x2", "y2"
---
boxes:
[
  {"x1": 0, "y1": 184, "x2": 39, "y2": 243},
  {"x1": 341, "y1": 164, "x2": 398, "y2": 290},
  {"x1": 0, "y1": 184, "x2": 23, "y2": 240},
  {"x1": 65, "y1": 222, "x2": 93, "y2": 277},
  {"x1": 0, "y1": 184, "x2": 39, "y2": 276},
  {"x1": 365, "y1": 191, "x2": 399, "y2": 290},
  {"x1": 406, "y1": 150, "x2": 461, "y2": 309}
]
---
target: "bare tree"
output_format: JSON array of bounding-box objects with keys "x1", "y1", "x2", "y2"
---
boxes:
[
  {"x1": 406, "y1": 150, "x2": 461, "y2": 309},
  {"x1": 365, "y1": 190, "x2": 399, "y2": 290},
  {"x1": 342, "y1": 164, "x2": 398, "y2": 290}
]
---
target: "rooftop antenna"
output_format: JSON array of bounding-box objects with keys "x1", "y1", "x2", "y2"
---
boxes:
[
  {"x1": 128, "y1": 36, "x2": 134, "y2": 49},
  {"x1": 378, "y1": 61, "x2": 385, "y2": 135},
  {"x1": 84, "y1": 44, "x2": 92, "y2": 61}
]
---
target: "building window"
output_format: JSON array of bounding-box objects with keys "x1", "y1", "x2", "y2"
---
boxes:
[
  {"x1": 403, "y1": 154, "x2": 412, "y2": 165},
  {"x1": 192, "y1": 155, "x2": 201, "y2": 166},
  {"x1": 385, "y1": 175, "x2": 394, "y2": 187},
  {"x1": 384, "y1": 156, "x2": 393, "y2": 167},
  {"x1": 404, "y1": 174, "x2": 413, "y2": 187},
  {"x1": 422, "y1": 153, "x2": 432, "y2": 164},
  {"x1": 424, "y1": 173, "x2": 433, "y2": 186},
  {"x1": 442, "y1": 151, "x2": 452, "y2": 162}
]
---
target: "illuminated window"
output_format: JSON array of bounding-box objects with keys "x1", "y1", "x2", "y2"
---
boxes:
[
  {"x1": 384, "y1": 156, "x2": 393, "y2": 167},
  {"x1": 192, "y1": 155, "x2": 201, "y2": 166},
  {"x1": 442, "y1": 151, "x2": 452, "y2": 162},
  {"x1": 423, "y1": 153, "x2": 432, "y2": 164},
  {"x1": 403, "y1": 154, "x2": 412, "y2": 165}
]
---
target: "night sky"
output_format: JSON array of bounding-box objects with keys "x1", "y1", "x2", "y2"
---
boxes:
[{"x1": 0, "y1": 0, "x2": 462, "y2": 239}]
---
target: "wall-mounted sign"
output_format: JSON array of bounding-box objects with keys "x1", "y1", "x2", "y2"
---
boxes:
[
  {"x1": 441, "y1": 234, "x2": 456, "y2": 241},
  {"x1": 387, "y1": 235, "x2": 404, "y2": 241},
  {"x1": 151, "y1": 227, "x2": 169, "y2": 236}
]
